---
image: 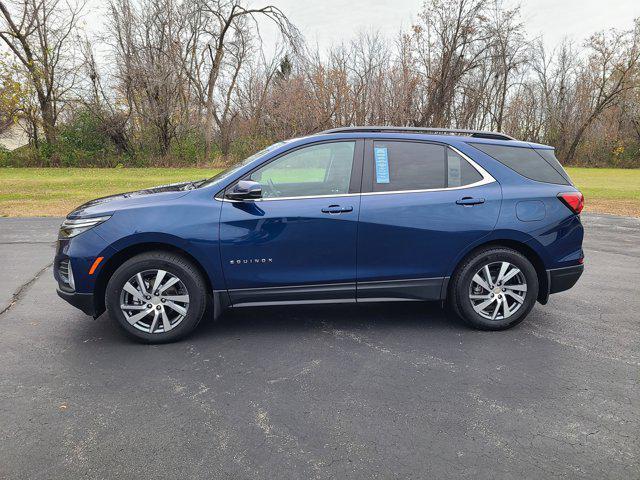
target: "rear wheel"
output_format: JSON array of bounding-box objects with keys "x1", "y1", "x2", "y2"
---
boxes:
[
  {"x1": 105, "y1": 251, "x2": 208, "y2": 343},
  {"x1": 449, "y1": 247, "x2": 539, "y2": 330}
]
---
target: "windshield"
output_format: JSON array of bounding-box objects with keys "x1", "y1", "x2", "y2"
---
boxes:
[{"x1": 200, "y1": 141, "x2": 290, "y2": 188}]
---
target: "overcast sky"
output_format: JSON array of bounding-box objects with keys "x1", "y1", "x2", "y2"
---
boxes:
[
  {"x1": 251, "y1": 0, "x2": 640, "y2": 53},
  {"x1": 81, "y1": 0, "x2": 640, "y2": 54}
]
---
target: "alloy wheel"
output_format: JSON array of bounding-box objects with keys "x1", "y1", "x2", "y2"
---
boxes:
[
  {"x1": 119, "y1": 269, "x2": 190, "y2": 334},
  {"x1": 468, "y1": 261, "x2": 527, "y2": 321}
]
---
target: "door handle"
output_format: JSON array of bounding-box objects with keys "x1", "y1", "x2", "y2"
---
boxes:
[
  {"x1": 456, "y1": 197, "x2": 485, "y2": 206},
  {"x1": 322, "y1": 205, "x2": 353, "y2": 214}
]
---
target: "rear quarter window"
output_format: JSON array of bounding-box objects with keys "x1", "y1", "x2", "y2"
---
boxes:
[
  {"x1": 534, "y1": 149, "x2": 573, "y2": 184},
  {"x1": 470, "y1": 143, "x2": 570, "y2": 185}
]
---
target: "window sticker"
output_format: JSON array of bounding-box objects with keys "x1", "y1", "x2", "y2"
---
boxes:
[
  {"x1": 374, "y1": 146, "x2": 390, "y2": 183},
  {"x1": 448, "y1": 151, "x2": 461, "y2": 187}
]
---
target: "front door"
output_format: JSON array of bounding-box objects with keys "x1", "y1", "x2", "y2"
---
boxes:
[
  {"x1": 357, "y1": 139, "x2": 501, "y2": 301},
  {"x1": 219, "y1": 140, "x2": 363, "y2": 305}
]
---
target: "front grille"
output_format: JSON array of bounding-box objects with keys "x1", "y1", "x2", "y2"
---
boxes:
[{"x1": 58, "y1": 259, "x2": 74, "y2": 291}]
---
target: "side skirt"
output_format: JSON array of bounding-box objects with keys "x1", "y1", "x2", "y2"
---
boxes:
[
  {"x1": 227, "y1": 282, "x2": 356, "y2": 307},
  {"x1": 217, "y1": 277, "x2": 448, "y2": 310},
  {"x1": 357, "y1": 277, "x2": 446, "y2": 302}
]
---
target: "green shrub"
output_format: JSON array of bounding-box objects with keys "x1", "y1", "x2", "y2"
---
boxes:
[
  {"x1": 573, "y1": 139, "x2": 640, "y2": 168},
  {"x1": 53, "y1": 109, "x2": 118, "y2": 167},
  {"x1": 0, "y1": 145, "x2": 43, "y2": 167},
  {"x1": 169, "y1": 131, "x2": 207, "y2": 164},
  {"x1": 229, "y1": 134, "x2": 274, "y2": 161}
]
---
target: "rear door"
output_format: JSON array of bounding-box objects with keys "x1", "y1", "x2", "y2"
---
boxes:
[
  {"x1": 219, "y1": 140, "x2": 364, "y2": 305},
  {"x1": 356, "y1": 139, "x2": 501, "y2": 301}
]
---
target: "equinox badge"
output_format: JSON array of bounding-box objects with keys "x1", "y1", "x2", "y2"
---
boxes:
[{"x1": 229, "y1": 258, "x2": 273, "y2": 265}]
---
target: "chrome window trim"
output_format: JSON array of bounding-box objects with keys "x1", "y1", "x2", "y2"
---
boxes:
[
  {"x1": 217, "y1": 144, "x2": 495, "y2": 202},
  {"x1": 217, "y1": 193, "x2": 360, "y2": 203},
  {"x1": 362, "y1": 145, "x2": 494, "y2": 196},
  {"x1": 361, "y1": 179, "x2": 493, "y2": 196}
]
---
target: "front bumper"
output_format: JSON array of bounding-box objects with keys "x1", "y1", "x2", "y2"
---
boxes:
[
  {"x1": 56, "y1": 288, "x2": 96, "y2": 317},
  {"x1": 548, "y1": 264, "x2": 584, "y2": 294}
]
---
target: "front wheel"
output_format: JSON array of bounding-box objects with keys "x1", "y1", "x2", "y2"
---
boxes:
[
  {"x1": 449, "y1": 247, "x2": 539, "y2": 330},
  {"x1": 105, "y1": 251, "x2": 208, "y2": 343}
]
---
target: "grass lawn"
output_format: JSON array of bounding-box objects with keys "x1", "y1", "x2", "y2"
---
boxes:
[
  {"x1": 0, "y1": 166, "x2": 638, "y2": 217},
  {"x1": 564, "y1": 168, "x2": 640, "y2": 217},
  {"x1": 0, "y1": 168, "x2": 221, "y2": 217}
]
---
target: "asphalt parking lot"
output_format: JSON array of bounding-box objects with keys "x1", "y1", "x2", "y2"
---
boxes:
[{"x1": 0, "y1": 214, "x2": 638, "y2": 479}]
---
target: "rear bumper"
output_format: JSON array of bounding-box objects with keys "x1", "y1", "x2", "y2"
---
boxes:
[
  {"x1": 548, "y1": 264, "x2": 584, "y2": 295},
  {"x1": 56, "y1": 288, "x2": 96, "y2": 317}
]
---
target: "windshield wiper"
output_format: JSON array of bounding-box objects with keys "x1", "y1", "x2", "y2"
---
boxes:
[{"x1": 180, "y1": 179, "x2": 208, "y2": 191}]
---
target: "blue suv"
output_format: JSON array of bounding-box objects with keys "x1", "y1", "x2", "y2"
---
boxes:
[{"x1": 54, "y1": 127, "x2": 584, "y2": 343}]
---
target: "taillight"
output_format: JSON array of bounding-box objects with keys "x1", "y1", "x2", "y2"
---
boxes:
[{"x1": 558, "y1": 192, "x2": 584, "y2": 214}]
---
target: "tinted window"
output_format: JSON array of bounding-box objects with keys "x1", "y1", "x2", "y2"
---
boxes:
[
  {"x1": 535, "y1": 149, "x2": 573, "y2": 184},
  {"x1": 447, "y1": 148, "x2": 483, "y2": 187},
  {"x1": 470, "y1": 143, "x2": 570, "y2": 185},
  {"x1": 249, "y1": 141, "x2": 355, "y2": 199},
  {"x1": 372, "y1": 141, "x2": 446, "y2": 192},
  {"x1": 202, "y1": 141, "x2": 289, "y2": 187}
]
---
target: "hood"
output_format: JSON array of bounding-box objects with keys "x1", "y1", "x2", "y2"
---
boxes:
[{"x1": 67, "y1": 180, "x2": 206, "y2": 218}]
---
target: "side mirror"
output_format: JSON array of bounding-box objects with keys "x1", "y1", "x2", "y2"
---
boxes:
[{"x1": 226, "y1": 180, "x2": 262, "y2": 201}]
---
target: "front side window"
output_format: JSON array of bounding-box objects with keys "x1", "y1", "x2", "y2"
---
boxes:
[
  {"x1": 370, "y1": 141, "x2": 483, "y2": 192},
  {"x1": 249, "y1": 141, "x2": 355, "y2": 199},
  {"x1": 202, "y1": 141, "x2": 290, "y2": 188}
]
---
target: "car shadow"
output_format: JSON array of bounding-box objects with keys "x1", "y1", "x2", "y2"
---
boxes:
[
  {"x1": 196, "y1": 301, "x2": 464, "y2": 339},
  {"x1": 73, "y1": 301, "x2": 465, "y2": 346}
]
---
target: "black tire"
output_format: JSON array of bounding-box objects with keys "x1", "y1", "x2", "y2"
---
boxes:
[
  {"x1": 105, "y1": 251, "x2": 208, "y2": 343},
  {"x1": 448, "y1": 247, "x2": 539, "y2": 330}
]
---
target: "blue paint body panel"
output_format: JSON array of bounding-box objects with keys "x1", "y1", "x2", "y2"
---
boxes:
[
  {"x1": 357, "y1": 181, "x2": 502, "y2": 282},
  {"x1": 219, "y1": 196, "x2": 360, "y2": 290},
  {"x1": 53, "y1": 131, "x2": 585, "y2": 315}
]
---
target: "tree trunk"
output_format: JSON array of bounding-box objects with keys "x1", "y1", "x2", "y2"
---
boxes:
[
  {"x1": 565, "y1": 110, "x2": 602, "y2": 163},
  {"x1": 39, "y1": 97, "x2": 57, "y2": 145},
  {"x1": 204, "y1": 43, "x2": 226, "y2": 160},
  {"x1": 565, "y1": 125, "x2": 587, "y2": 164},
  {"x1": 204, "y1": 83, "x2": 215, "y2": 159}
]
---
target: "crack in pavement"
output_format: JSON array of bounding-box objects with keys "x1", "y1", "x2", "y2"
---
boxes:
[{"x1": 0, "y1": 262, "x2": 53, "y2": 316}]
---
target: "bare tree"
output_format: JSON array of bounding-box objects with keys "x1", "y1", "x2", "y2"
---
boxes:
[
  {"x1": 410, "y1": 0, "x2": 490, "y2": 127},
  {"x1": 0, "y1": 0, "x2": 83, "y2": 144},
  {"x1": 107, "y1": 0, "x2": 190, "y2": 155},
  {"x1": 482, "y1": 1, "x2": 528, "y2": 130},
  {"x1": 2, "y1": 0, "x2": 638, "y2": 168},
  {"x1": 564, "y1": 26, "x2": 640, "y2": 161},
  {"x1": 78, "y1": 38, "x2": 133, "y2": 155},
  {"x1": 190, "y1": 0, "x2": 300, "y2": 157}
]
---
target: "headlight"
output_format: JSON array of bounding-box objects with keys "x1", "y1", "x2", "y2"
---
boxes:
[{"x1": 59, "y1": 216, "x2": 111, "y2": 238}]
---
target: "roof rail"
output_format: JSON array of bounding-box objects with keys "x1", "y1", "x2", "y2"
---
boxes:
[{"x1": 318, "y1": 126, "x2": 515, "y2": 141}]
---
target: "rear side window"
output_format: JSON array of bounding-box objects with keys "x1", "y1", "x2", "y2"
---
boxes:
[
  {"x1": 447, "y1": 148, "x2": 483, "y2": 187},
  {"x1": 371, "y1": 141, "x2": 483, "y2": 192},
  {"x1": 372, "y1": 141, "x2": 445, "y2": 192},
  {"x1": 470, "y1": 143, "x2": 570, "y2": 185},
  {"x1": 534, "y1": 149, "x2": 573, "y2": 184}
]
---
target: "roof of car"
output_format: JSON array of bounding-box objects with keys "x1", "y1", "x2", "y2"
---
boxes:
[
  {"x1": 319, "y1": 126, "x2": 513, "y2": 140},
  {"x1": 312, "y1": 126, "x2": 553, "y2": 150}
]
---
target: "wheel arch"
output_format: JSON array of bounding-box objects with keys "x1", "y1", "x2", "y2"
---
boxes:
[
  {"x1": 448, "y1": 239, "x2": 549, "y2": 304},
  {"x1": 93, "y1": 242, "x2": 214, "y2": 316}
]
